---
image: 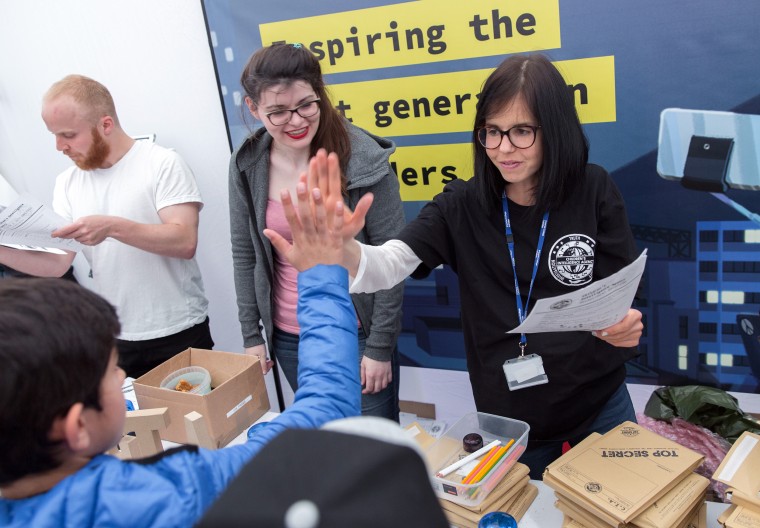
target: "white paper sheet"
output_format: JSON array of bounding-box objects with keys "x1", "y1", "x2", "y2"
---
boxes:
[
  {"x1": 0, "y1": 194, "x2": 82, "y2": 251},
  {"x1": 509, "y1": 249, "x2": 647, "y2": 334}
]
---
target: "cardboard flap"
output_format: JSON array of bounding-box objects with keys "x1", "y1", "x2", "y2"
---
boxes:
[{"x1": 713, "y1": 431, "x2": 760, "y2": 505}]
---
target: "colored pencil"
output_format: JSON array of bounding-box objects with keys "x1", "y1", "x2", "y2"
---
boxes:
[
  {"x1": 469, "y1": 443, "x2": 526, "y2": 500},
  {"x1": 461, "y1": 444, "x2": 502, "y2": 484},
  {"x1": 435, "y1": 439, "x2": 501, "y2": 477},
  {"x1": 470, "y1": 441, "x2": 511, "y2": 484}
]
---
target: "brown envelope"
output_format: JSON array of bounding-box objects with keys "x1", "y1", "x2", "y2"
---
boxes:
[
  {"x1": 563, "y1": 515, "x2": 592, "y2": 528},
  {"x1": 555, "y1": 478, "x2": 706, "y2": 528},
  {"x1": 404, "y1": 421, "x2": 437, "y2": 451},
  {"x1": 441, "y1": 482, "x2": 538, "y2": 528},
  {"x1": 555, "y1": 496, "x2": 612, "y2": 528},
  {"x1": 724, "y1": 504, "x2": 760, "y2": 528},
  {"x1": 440, "y1": 477, "x2": 529, "y2": 524},
  {"x1": 713, "y1": 432, "x2": 760, "y2": 510},
  {"x1": 439, "y1": 462, "x2": 530, "y2": 516},
  {"x1": 630, "y1": 472, "x2": 709, "y2": 528},
  {"x1": 544, "y1": 421, "x2": 704, "y2": 524},
  {"x1": 727, "y1": 489, "x2": 760, "y2": 513},
  {"x1": 719, "y1": 505, "x2": 739, "y2": 526}
]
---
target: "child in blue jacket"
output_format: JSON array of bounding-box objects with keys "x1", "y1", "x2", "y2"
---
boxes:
[{"x1": 0, "y1": 199, "x2": 360, "y2": 527}]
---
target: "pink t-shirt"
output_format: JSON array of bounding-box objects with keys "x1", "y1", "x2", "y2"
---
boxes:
[
  {"x1": 267, "y1": 199, "x2": 300, "y2": 333},
  {"x1": 266, "y1": 199, "x2": 361, "y2": 334}
]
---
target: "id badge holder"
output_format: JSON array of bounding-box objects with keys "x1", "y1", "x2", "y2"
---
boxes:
[{"x1": 502, "y1": 353, "x2": 549, "y2": 391}]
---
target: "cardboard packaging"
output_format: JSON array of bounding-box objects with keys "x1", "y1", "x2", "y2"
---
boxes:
[
  {"x1": 722, "y1": 505, "x2": 760, "y2": 528},
  {"x1": 713, "y1": 431, "x2": 760, "y2": 512},
  {"x1": 134, "y1": 348, "x2": 270, "y2": 448},
  {"x1": 441, "y1": 479, "x2": 538, "y2": 528},
  {"x1": 543, "y1": 421, "x2": 704, "y2": 525},
  {"x1": 438, "y1": 463, "x2": 531, "y2": 524},
  {"x1": 554, "y1": 471, "x2": 707, "y2": 528},
  {"x1": 561, "y1": 502, "x2": 707, "y2": 528}
]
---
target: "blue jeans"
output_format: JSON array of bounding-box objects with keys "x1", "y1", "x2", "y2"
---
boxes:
[
  {"x1": 272, "y1": 327, "x2": 400, "y2": 422},
  {"x1": 520, "y1": 383, "x2": 637, "y2": 480}
]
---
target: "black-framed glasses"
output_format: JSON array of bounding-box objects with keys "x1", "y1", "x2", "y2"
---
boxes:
[
  {"x1": 264, "y1": 99, "x2": 321, "y2": 126},
  {"x1": 477, "y1": 125, "x2": 541, "y2": 149}
]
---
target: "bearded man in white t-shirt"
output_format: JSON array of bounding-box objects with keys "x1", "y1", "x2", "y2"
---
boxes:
[{"x1": 0, "y1": 75, "x2": 212, "y2": 377}]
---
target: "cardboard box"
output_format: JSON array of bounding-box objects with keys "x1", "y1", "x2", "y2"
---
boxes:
[
  {"x1": 134, "y1": 348, "x2": 270, "y2": 448},
  {"x1": 400, "y1": 400, "x2": 436, "y2": 419}
]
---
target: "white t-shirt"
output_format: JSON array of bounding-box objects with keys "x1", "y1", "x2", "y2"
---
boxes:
[{"x1": 52, "y1": 140, "x2": 208, "y2": 340}]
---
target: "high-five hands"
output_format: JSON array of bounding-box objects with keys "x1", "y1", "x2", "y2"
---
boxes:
[
  {"x1": 266, "y1": 149, "x2": 373, "y2": 274},
  {"x1": 304, "y1": 149, "x2": 373, "y2": 244},
  {"x1": 263, "y1": 180, "x2": 346, "y2": 272}
]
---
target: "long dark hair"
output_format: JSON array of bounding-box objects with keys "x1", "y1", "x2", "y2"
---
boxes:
[
  {"x1": 473, "y1": 54, "x2": 588, "y2": 213},
  {"x1": 240, "y1": 43, "x2": 351, "y2": 177}
]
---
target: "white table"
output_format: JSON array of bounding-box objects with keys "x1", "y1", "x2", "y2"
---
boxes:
[
  {"x1": 128, "y1": 388, "x2": 730, "y2": 528},
  {"x1": 230, "y1": 414, "x2": 733, "y2": 527}
]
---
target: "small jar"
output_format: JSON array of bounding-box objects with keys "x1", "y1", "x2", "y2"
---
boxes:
[
  {"x1": 478, "y1": 512, "x2": 518, "y2": 528},
  {"x1": 462, "y1": 432, "x2": 484, "y2": 453}
]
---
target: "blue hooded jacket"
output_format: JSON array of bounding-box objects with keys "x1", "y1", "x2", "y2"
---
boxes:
[{"x1": 0, "y1": 265, "x2": 361, "y2": 527}]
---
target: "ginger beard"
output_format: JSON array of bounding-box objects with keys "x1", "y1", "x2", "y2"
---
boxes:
[{"x1": 74, "y1": 127, "x2": 110, "y2": 171}]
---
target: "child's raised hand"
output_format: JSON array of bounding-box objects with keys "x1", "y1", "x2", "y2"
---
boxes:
[
  {"x1": 305, "y1": 149, "x2": 373, "y2": 242},
  {"x1": 263, "y1": 181, "x2": 345, "y2": 271}
]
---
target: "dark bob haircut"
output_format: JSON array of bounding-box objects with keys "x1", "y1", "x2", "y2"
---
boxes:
[{"x1": 473, "y1": 53, "x2": 589, "y2": 213}]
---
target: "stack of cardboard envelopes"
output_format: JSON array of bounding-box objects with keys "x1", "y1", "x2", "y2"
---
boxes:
[
  {"x1": 439, "y1": 461, "x2": 538, "y2": 528},
  {"x1": 544, "y1": 421, "x2": 708, "y2": 528}
]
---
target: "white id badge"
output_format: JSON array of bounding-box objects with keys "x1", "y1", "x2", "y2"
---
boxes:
[{"x1": 502, "y1": 353, "x2": 549, "y2": 391}]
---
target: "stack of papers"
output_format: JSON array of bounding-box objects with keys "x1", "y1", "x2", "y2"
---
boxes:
[
  {"x1": 439, "y1": 462, "x2": 538, "y2": 528},
  {"x1": 713, "y1": 431, "x2": 760, "y2": 528},
  {"x1": 543, "y1": 421, "x2": 707, "y2": 528}
]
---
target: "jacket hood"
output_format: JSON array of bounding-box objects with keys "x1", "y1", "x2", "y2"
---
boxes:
[{"x1": 232, "y1": 121, "x2": 395, "y2": 191}]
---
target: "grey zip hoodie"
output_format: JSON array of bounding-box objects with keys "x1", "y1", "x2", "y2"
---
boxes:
[{"x1": 228, "y1": 121, "x2": 405, "y2": 362}]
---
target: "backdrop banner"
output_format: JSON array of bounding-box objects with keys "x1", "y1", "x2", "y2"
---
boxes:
[{"x1": 202, "y1": 0, "x2": 760, "y2": 393}]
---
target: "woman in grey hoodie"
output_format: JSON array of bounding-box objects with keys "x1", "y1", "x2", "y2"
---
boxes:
[{"x1": 228, "y1": 43, "x2": 405, "y2": 420}]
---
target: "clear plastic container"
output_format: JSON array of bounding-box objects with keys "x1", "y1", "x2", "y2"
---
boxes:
[
  {"x1": 426, "y1": 412, "x2": 529, "y2": 507},
  {"x1": 159, "y1": 366, "x2": 212, "y2": 395}
]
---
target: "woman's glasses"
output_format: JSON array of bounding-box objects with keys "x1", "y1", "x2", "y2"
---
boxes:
[
  {"x1": 264, "y1": 99, "x2": 321, "y2": 126},
  {"x1": 477, "y1": 125, "x2": 541, "y2": 149}
]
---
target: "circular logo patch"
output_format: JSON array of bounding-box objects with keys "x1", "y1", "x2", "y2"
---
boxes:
[
  {"x1": 621, "y1": 426, "x2": 639, "y2": 437},
  {"x1": 585, "y1": 482, "x2": 602, "y2": 493},
  {"x1": 548, "y1": 234, "x2": 596, "y2": 286}
]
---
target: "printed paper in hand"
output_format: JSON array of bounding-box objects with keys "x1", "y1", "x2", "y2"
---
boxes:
[
  {"x1": 509, "y1": 250, "x2": 647, "y2": 334},
  {"x1": 0, "y1": 194, "x2": 82, "y2": 251}
]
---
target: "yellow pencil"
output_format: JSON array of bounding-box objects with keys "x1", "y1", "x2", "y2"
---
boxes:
[
  {"x1": 469, "y1": 446, "x2": 507, "y2": 484},
  {"x1": 461, "y1": 444, "x2": 501, "y2": 484},
  {"x1": 470, "y1": 438, "x2": 515, "y2": 484}
]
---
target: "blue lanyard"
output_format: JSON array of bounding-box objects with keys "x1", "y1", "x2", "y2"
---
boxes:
[{"x1": 502, "y1": 192, "x2": 549, "y2": 356}]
